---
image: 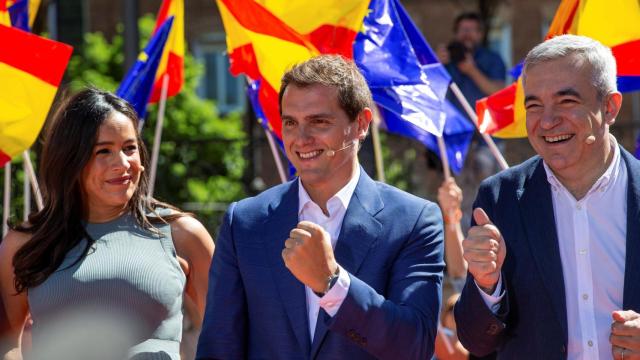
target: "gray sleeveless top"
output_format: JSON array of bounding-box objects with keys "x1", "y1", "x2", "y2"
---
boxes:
[{"x1": 27, "y1": 211, "x2": 186, "y2": 360}]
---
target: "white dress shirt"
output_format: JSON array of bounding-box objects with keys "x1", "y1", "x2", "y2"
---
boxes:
[
  {"x1": 298, "y1": 167, "x2": 359, "y2": 341},
  {"x1": 480, "y1": 137, "x2": 626, "y2": 359}
]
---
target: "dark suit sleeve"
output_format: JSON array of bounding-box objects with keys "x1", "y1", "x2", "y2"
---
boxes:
[
  {"x1": 325, "y1": 202, "x2": 444, "y2": 360},
  {"x1": 454, "y1": 185, "x2": 509, "y2": 356},
  {"x1": 196, "y1": 202, "x2": 247, "y2": 360}
]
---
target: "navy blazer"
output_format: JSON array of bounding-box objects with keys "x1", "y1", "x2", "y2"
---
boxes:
[
  {"x1": 454, "y1": 147, "x2": 640, "y2": 359},
  {"x1": 196, "y1": 169, "x2": 444, "y2": 360}
]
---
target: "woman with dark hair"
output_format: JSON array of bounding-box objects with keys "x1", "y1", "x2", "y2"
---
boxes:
[{"x1": 0, "y1": 88, "x2": 214, "y2": 360}]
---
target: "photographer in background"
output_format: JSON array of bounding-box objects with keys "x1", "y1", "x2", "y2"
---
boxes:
[{"x1": 437, "y1": 12, "x2": 506, "y2": 106}]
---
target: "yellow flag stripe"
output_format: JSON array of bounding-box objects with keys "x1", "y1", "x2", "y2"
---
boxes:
[
  {"x1": 575, "y1": 0, "x2": 640, "y2": 47},
  {"x1": 258, "y1": 0, "x2": 369, "y2": 35},
  {"x1": 0, "y1": 63, "x2": 57, "y2": 157}
]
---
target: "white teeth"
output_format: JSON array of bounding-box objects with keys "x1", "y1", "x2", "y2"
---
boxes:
[
  {"x1": 299, "y1": 150, "x2": 322, "y2": 159},
  {"x1": 545, "y1": 134, "x2": 572, "y2": 143}
]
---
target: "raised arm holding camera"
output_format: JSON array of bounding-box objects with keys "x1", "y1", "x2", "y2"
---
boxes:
[{"x1": 437, "y1": 12, "x2": 506, "y2": 105}]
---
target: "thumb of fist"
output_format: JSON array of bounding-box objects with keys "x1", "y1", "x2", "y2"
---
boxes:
[{"x1": 473, "y1": 207, "x2": 492, "y2": 226}]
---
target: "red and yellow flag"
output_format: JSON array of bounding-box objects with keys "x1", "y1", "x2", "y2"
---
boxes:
[
  {"x1": 148, "y1": 0, "x2": 184, "y2": 103},
  {"x1": 477, "y1": 0, "x2": 640, "y2": 139},
  {"x1": 217, "y1": 0, "x2": 369, "y2": 138},
  {"x1": 0, "y1": 24, "x2": 73, "y2": 166}
]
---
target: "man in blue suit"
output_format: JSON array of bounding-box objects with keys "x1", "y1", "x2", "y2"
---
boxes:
[
  {"x1": 196, "y1": 55, "x2": 444, "y2": 360},
  {"x1": 455, "y1": 35, "x2": 640, "y2": 359}
]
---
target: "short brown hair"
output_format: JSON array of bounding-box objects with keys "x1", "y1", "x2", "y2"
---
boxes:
[{"x1": 279, "y1": 54, "x2": 373, "y2": 121}]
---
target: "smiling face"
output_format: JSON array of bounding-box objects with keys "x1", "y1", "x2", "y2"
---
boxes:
[
  {"x1": 524, "y1": 54, "x2": 622, "y2": 183},
  {"x1": 281, "y1": 83, "x2": 371, "y2": 194},
  {"x1": 81, "y1": 111, "x2": 143, "y2": 221}
]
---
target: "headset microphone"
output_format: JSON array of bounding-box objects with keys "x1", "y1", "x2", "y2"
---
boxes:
[
  {"x1": 585, "y1": 135, "x2": 596, "y2": 144},
  {"x1": 326, "y1": 139, "x2": 358, "y2": 157}
]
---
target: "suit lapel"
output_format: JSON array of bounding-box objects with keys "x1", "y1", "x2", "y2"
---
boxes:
[
  {"x1": 264, "y1": 181, "x2": 312, "y2": 355},
  {"x1": 517, "y1": 160, "x2": 568, "y2": 339},
  {"x1": 310, "y1": 170, "x2": 383, "y2": 359},
  {"x1": 621, "y1": 150, "x2": 640, "y2": 310}
]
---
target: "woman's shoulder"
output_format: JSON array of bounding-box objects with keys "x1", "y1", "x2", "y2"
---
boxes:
[{"x1": 0, "y1": 228, "x2": 32, "y2": 256}]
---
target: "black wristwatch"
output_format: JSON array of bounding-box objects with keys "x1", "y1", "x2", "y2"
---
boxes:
[{"x1": 314, "y1": 266, "x2": 340, "y2": 297}]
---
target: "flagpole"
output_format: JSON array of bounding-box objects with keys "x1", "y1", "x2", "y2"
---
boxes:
[
  {"x1": 22, "y1": 150, "x2": 43, "y2": 211},
  {"x1": 449, "y1": 83, "x2": 509, "y2": 170},
  {"x1": 264, "y1": 129, "x2": 287, "y2": 183},
  {"x1": 149, "y1": 73, "x2": 170, "y2": 197},
  {"x1": 436, "y1": 135, "x2": 451, "y2": 180},
  {"x1": 370, "y1": 117, "x2": 385, "y2": 183},
  {"x1": 3, "y1": 162, "x2": 11, "y2": 237},
  {"x1": 23, "y1": 154, "x2": 31, "y2": 221},
  {"x1": 437, "y1": 135, "x2": 460, "y2": 233}
]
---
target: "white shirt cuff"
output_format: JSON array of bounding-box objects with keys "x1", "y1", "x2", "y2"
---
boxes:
[
  {"x1": 319, "y1": 265, "x2": 350, "y2": 317},
  {"x1": 475, "y1": 275, "x2": 504, "y2": 314}
]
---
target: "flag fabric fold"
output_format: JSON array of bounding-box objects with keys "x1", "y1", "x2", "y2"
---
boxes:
[
  {"x1": 117, "y1": 17, "x2": 173, "y2": 119},
  {"x1": 354, "y1": 0, "x2": 474, "y2": 174},
  {"x1": 148, "y1": 0, "x2": 184, "y2": 103},
  {"x1": 0, "y1": 24, "x2": 73, "y2": 167}
]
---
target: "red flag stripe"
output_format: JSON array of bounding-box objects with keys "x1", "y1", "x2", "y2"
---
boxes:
[
  {"x1": 0, "y1": 25, "x2": 72, "y2": 86},
  {"x1": 258, "y1": 80, "x2": 282, "y2": 138},
  {"x1": 613, "y1": 40, "x2": 640, "y2": 76},
  {"x1": 148, "y1": 51, "x2": 184, "y2": 102},
  {"x1": 309, "y1": 25, "x2": 359, "y2": 58},
  {"x1": 0, "y1": 150, "x2": 10, "y2": 167}
]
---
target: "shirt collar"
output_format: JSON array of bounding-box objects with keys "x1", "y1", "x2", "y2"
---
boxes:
[
  {"x1": 543, "y1": 134, "x2": 621, "y2": 195},
  {"x1": 298, "y1": 166, "x2": 361, "y2": 217}
]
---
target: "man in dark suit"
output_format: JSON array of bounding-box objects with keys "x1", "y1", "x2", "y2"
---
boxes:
[
  {"x1": 455, "y1": 34, "x2": 640, "y2": 359},
  {"x1": 196, "y1": 55, "x2": 444, "y2": 360}
]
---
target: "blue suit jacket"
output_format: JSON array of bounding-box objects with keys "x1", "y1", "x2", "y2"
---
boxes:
[
  {"x1": 454, "y1": 147, "x2": 640, "y2": 359},
  {"x1": 196, "y1": 169, "x2": 444, "y2": 359}
]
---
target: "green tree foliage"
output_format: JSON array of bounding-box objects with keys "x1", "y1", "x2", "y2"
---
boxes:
[{"x1": 2, "y1": 15, "x2": 246, "y2": 231}]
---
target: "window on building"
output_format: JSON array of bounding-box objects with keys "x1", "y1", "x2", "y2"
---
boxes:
[{"x1": 193, "y1": 33, "x2": 246, "y2": 114}]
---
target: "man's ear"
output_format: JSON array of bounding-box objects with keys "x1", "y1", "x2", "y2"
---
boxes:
[
  {"x1": 356, "y1": 107, "x2": 373, "y2": 140},
  {"x1": 604, "y1": 92, "x2": 622, "y2": 126}
]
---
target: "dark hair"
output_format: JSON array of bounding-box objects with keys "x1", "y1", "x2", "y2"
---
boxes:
[
  {"x1": 278, "y1": 54, "x2": 373, "y2": 122},
  {"x1": 453, "y1": 12, "x2": 484, "y2": 33},
  {"x1": 12, "y1": 88, "x2": 182, "y2": 293}
]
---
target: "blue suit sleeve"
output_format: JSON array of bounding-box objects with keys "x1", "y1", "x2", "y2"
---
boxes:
[
  {"x1": 454, "y1": 185, "x2": 508, "y2": 356},
  {"x1": 196, "y1": 202, "x2": 247, "y2": 360},
  {"x1": 325, "y1": 202, "x2": 444, "y2": 360}
]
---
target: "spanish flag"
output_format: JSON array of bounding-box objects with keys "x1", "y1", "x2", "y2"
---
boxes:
[
  {"x1": 476, "y1": 0, "x2": 640, "y2": 139},
  {"x1": 0, "y1": 25, "x2": 73, "y2": 166},
  {"x1": 217, "y1": 0, "x2": 368, "y2": 138},
  {"x1": 148, "y1": 0, "x2": 184, "y2": 102}
]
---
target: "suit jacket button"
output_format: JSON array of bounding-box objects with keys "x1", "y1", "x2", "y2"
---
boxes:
[{"x1": 561, "y1": 345, "x2": 566, "y2": 353}]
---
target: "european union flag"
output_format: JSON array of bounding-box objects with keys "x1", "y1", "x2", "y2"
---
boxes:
[
  {"x1": 117, "y1": 16, "x2": 173, "y2": 120},
  {"x1": 354, "y1": 0, "x2": 474, "y2": 174}
]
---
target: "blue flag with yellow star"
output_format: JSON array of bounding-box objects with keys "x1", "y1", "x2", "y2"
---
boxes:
[
  {"x1": 117, "y1": 16, "x2": 173, "y2": 120},
  {"x1": 354, "y1": 0, "x2": 474, "y2": 173}
]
